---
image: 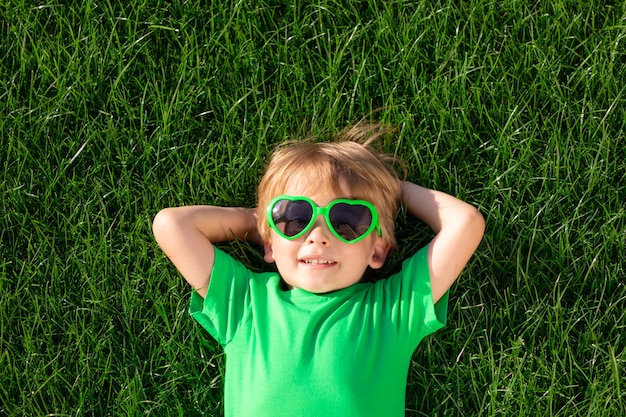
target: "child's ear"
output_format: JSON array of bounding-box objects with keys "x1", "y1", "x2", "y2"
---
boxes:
[
  {"x1": 263, "y1": 240, "x2": 275, "y2": 263},
  {"x1": 369, "y1": 238, "x2": 391, "y2": 270}
]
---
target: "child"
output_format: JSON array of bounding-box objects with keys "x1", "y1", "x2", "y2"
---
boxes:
[{"x1": 152, "y1": 124, "x2": 485, "y2": 416}]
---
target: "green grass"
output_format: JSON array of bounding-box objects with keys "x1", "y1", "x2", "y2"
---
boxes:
[{"x1": 1, "y1": 0, "x2": 625, "y2": 415}]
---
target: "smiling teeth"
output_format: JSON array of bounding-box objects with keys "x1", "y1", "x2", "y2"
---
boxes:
[{"x1": 303, "y1": 259, "x2": 334, "y2": 265}]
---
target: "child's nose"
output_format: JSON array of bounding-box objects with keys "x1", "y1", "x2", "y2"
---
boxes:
[{"x1": 306, "y1": 217, "x2": 331, "y2": 245}]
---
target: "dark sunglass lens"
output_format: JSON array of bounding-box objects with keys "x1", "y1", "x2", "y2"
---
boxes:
[
  {"x1": 329, "y1": 204, "x2": 372, "y2": 240},
  {"x1": 272, "y1": 200, "x2": 313, "y2": 237}
]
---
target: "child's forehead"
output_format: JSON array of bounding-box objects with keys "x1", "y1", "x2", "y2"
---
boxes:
[{"x1": 280, "y1": 175, "x2": 351, "y2": 201}]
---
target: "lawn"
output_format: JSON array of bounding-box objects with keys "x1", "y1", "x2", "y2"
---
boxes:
[{"x1": 1, "y1": 0, "x2": 625, "y2": 415}]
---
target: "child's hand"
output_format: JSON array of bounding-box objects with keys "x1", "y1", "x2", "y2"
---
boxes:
[{"x1": 245, "y1": 208, "x2": 263, "y2": 246}]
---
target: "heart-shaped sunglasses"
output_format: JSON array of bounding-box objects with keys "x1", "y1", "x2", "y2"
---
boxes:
[{"x1": 267, "y1": 195, "x2": 381, "y2": 244}]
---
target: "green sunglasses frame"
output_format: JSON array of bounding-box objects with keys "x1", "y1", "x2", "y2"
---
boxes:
[{"x1": 267, "y1": 195, "x2": 381, "y2": 244}]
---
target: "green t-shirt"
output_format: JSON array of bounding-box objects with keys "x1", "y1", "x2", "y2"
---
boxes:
[{"x1": 189, "y1": 245, "x2": 448, "y2": 417}]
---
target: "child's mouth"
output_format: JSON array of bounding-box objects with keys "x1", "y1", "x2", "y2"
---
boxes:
[{"x1": 300, "y1": 259, "x2": 336, "y2": 265}]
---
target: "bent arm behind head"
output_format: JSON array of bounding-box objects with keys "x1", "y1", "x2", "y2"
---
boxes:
[
  {"x1": 401, "y1": 182, "x2": 485, "y2": 303},
  {"x1": 152, "y1": 206, "x2": 258, "y2": 298}
]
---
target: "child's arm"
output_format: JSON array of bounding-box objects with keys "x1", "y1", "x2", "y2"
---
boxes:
[
  {"x1": 401, "y1": 181, "x2": 485, "y2": 303},
  {"x1": 152, "y1": 206, "x2": 259, "y2": 298}
]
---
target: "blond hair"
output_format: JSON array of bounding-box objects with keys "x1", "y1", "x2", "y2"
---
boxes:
[{"x1": 257, "y1": 123, "x2": 405, "y2": 249}]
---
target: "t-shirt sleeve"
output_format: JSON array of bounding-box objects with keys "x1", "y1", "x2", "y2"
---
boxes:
[
  {"x1": 381, "y1": 244, "x2": 449, "y2": 347},
  {"x1": 188, "y1": 246, "x2": 253, "y2": 346}
]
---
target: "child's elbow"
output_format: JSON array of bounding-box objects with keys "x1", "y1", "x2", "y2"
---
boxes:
[
  {"x1": 467, "y1": 206, "x2": 486, "y2": 242},
  {"x1": 152, "y1": 208, "x2": 179, "y2": 243}
]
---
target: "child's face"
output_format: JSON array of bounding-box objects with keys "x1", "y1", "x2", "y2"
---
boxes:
[{"x1": 263, "y1": 177, "x2": 390, "y2": 293}]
